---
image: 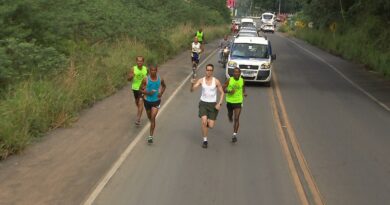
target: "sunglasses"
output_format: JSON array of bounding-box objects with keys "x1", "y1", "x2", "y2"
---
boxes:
[{"x1": 206, "y1": 69, "x2": 213, "y2": 71}]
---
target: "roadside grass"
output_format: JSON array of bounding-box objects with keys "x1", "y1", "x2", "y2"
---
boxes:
[
  {"x1": 294, "y1": 28, "x2": 390, "y2": 77},
  {"x1": 0, "y1": 24, "x2": 229, "y2": 159}
]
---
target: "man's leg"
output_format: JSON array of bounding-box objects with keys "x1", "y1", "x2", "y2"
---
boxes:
[
  {"x1": 232, "y1": 107, "x2": 242, "y2": 142},
  {"x1": 233, "y1": 107, "x2": 242, "y2": 133},
  {"x1": 201, "y1": 116, "x2": 208, "y2": 138},
  {"x1": 201, "y1": 116, "x2": 209, "y2": 148},
  {"x1": 227, "y1": 103, "x2": 233, "y2": 122},
  {"x1": 207, "y1": 119, "x2": 216, "y2": 128},
  {"x1": 149, "y1": 107, "x2": 158, "y2": 137},
  {"x1": 136, "y1": 97, "x2": 144, "y2": 124}
]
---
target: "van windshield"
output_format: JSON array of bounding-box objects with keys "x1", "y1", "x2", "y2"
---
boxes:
[
  {"x1": 263, "y1": 15, "x2": 273, "y2": 20},
  {"x1": 241, "y1": 22, "x2": 254, "y2": 27},
  {"x1": 231, "y1": 43, "x2": 269, "y2": 59}
]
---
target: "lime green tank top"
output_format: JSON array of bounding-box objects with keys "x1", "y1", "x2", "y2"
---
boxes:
[
  {"x1": 226, "y1": 77, "x2": 244, "y2": 103},
  {"x1": 196, "y1": 31, "x2": 203, "y2": 42},
  {"x1": 132, "y1": 65, "x2": 147, "y2": 90}
]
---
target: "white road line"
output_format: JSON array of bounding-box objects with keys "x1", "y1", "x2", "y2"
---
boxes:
[
  {"x1": 276, "y1": 33, "x2": 390, "y2": 112},
  {"x1": 82, "y1": 48, "x2": 219, "y2": 205}
]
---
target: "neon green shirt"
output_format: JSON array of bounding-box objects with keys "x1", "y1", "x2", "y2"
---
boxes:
[
  {"x1": 131, "y1": 65, "x2": 147, "y2": 90},
  {"x1": 226, "y1": 77, "x2": 244, "y2": 103},
  {"x1": 196, "y1": 31, "x2": 203, "y2": 42}
]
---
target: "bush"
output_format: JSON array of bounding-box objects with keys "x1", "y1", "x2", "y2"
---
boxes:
[
  {"x1": 0, "y1": 38, "x2": 66, "y2": 89},
  {"x1": 295, "y1": 28, "x2": 390, "y2": 77}
]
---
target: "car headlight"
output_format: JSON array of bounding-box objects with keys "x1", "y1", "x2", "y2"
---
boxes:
[{"x1": 228, "y1": 61, "x2": 237, "y2": 67}]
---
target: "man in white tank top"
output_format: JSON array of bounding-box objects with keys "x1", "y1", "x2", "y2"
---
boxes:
[
  {"x1": 190, "y1": 64, "x2": 224, "y2": 148},
  {"x1": 191, "y1": 37, "x2": 203, "y2": 66}
]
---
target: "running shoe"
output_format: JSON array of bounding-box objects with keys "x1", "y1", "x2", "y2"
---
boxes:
[
  {"x1": 202, "y1": 141, "x2": 208, "y2": 148},
  {"x1": 147, "y1": 136, "x2": 153, "y2": 144},
  {"x1": 135, "y1": 120, "x2": 141, "y2": 126},
  {"x1": 232, "y1": 136, "x2": 237, "y2": 143}
]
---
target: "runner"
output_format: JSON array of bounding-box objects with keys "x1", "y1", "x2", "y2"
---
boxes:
[
  {"x1": 194, "y1": 28, "x2": 205, "y2": 45},
  {"x1": 191, "y1": 36, "x2": 203, "y2": 78},
  {"x1": 222, "y1": 67, "x2": 247, "y2": 142},
  {"x1": 190, "y1": 64, "x2": 224, "y2": 148},
  {"x1": 140, "y1": 65, "x2": 166, "y2": 143},
  {"x1": 128, "y1": 56, "x2": 148, "y2": 125}
]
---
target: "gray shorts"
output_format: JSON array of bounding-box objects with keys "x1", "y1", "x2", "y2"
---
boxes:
[{"x1": 198, "y1": 101, "x2": 219, "y2": 120}]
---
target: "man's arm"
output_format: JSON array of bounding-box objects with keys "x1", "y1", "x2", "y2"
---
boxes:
[
  {"x1": 158, "y1": 78, "x2": 166, "y2": 98},
  {"x1": 128, "y1": 68, "x2": 134, "y2": 81},
  {"x1": 222, "y1": 79, "x2": 230, "y2": 93},
  {"x1": 190, "y1": 78, "x2": 202, "y2": 92},
  {"x1": 215, "y1": 79, "x2": 225, "y2": 110},
  {"x1": 140, "y1": 78, "x2": 147, "y2": 95},
  {"x1": 243, "y1": 81, "x2": 247, "y2": 97}
]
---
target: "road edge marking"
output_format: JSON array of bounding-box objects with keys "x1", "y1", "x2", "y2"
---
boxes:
[
  {"x1": 268, "y1": 88, "x2": 310, "y2": 205},
  {"x1": 276, "y1": 33, "x2": 389, "y2": 112},
  {"x1": 272, "y1": 69, "x2": 325, "y2": 205},
  {"x1": 81, "y1": 48, "x2": 219, "y2": 205}
]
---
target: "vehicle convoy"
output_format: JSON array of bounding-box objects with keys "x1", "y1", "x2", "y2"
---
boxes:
[
  {"x1": 225, "y1": 36, "x2": 276, "y2": 86},
  {"x1": 260, "y1": 12, "x2": 276, "y2": 33}
]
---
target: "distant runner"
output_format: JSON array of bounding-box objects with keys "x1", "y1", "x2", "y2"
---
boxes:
[
  {"x1": 223, "y1": 67, "x2": 247, "y2": 142},
  {"x1": 128, "y1": 56, "x2": 148, "y2": 125},
  {"x1": 190, "y1": 64, "x2": 224, "y2": 148},
  {"x1": 140, "y1": 65, "x2": 166, "y2": 144}
]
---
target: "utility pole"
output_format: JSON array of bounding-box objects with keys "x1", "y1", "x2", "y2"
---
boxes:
[{"x1": 278, "y1": 0, "x2": 281, "y2": 15}]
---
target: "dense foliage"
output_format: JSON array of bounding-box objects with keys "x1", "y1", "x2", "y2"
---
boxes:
[{"x1": 0, "y1": 0, "x2": 230, "y2": 89}]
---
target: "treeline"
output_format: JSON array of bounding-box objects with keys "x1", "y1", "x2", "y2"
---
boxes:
[
  {"x1": 0, "y1": 0, "x2": 230, "y2": 89},
  {"x1": 296, "y1": 0, "x2": 389, "y2": 76}
]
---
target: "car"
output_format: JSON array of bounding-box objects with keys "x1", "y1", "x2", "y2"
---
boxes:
[
  {"x1": 225, "y1": 36, "x2": 276, "y2": 86},
  {"x1": 261, "y1": 24, "x2": 275, "y2": 33}
]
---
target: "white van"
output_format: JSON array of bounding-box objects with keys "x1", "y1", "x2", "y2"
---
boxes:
[{"x1": 225, "y1": 36, "x2": 276, "y2": 86}]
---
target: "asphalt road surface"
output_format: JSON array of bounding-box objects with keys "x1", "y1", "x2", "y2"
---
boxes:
[{"x1": 84, "y1": 33, "x2": 390, "y2": 205}]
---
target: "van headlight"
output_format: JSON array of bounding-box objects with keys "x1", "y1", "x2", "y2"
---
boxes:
[
  {"x1": 228, "y1": 61, "x2": 237, "y2": 67},
  {"x1": 261, "y1": 63, "x2": 271, "y2": 69}
]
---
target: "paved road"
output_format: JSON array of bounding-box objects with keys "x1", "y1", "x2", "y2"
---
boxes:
[
  {"x1": 87, "y1": 33, "x2": 390, "y2": 205},
  {"x1": 271, "y1": 33, "x2": 390, "y2": 205},
  {"x1": 91, "y1": 49, "x2": 300, "y2": 205}
]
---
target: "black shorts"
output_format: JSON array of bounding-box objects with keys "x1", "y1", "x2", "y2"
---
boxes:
[
  {"x1": 144, "y1": 100, "x2": 161, "y2": 111},
  {"x1": 191, "y1": 52, "x2": 199, "y2": 64},
  {"x1": 132, "y1": 89, "x2": 143, "y2": 99},
  {"x1": 227, "y1": 102, "x2": 242, "y2": 113}
]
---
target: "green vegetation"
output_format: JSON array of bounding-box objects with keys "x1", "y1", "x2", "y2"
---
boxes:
[
  {"x1": 277, "y1": 0, "x2": 389, "y2": 76},
  {"x1": 0, "y1": 0, "x2": 230, "y2": 159}
]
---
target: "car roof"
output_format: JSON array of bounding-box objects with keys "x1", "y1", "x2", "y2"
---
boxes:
[
  {"x1": 262, "y1": 12, "x2": 274, "y2": 16},
  {"x1": 236, "y1": 32, "x2": 258, "y2": 37},
  {"x1": 233, "y1": 36, "x2": 268, "y2": 45}
]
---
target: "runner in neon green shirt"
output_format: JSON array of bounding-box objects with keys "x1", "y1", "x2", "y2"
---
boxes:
[
  {"x1": 223, "y1": 67, "x2": 247, "y2": 142},
  {"x1": 128, "y1": 56, "x2": 148, "y2": 125}
]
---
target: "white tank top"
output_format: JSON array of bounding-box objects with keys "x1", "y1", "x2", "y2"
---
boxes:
[
  {"x1": 200, "y1": 77, "x2": 217, "y2": 102},
  {"x1": 192, "y1": 42, "x2": 201, "y2": 53}
]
